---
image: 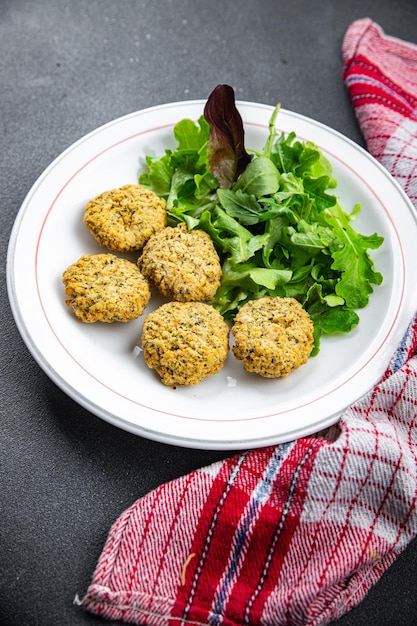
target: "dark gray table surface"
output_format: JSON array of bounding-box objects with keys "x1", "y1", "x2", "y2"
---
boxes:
[{"x1": 2, "y1": 1, "x2": 417, "y2": 624}]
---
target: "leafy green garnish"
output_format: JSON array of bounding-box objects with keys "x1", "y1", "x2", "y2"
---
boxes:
[
  {"x1": 138, "y1": 85, "x2": 384, "y2": 354},
  {"x1": 203, "y1": 84, "x2": 251, "y2": 189}
]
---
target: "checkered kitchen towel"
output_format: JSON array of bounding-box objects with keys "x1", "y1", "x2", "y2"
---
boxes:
[{"x1": 81, "y1": 19, "x2": 417, "y2": 626}]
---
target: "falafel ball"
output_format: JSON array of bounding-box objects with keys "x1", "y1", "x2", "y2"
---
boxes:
[
  {"x1": 138, "y1": 223, "x2": 222, "y2": 302},
  {"x1": 141, "y1": 301, "x2": 229, "y2": 387},
  {"x1": 231, "y1": 296, "x2": 314, "y2": 378},
  {"x1": 83, "y1": 184, "x2": 167, "y2": 253},
  {"x1": 62, "y1": 253, "x2": 151, "y2": 323}
]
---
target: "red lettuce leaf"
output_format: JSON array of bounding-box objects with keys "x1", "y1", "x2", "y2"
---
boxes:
[{"x1": 203, "y1": 84, "x2": 251, "y2": 189}]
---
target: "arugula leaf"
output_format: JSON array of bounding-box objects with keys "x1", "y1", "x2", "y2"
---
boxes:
[
  {"x1": 216, "y1": 188, "x2": 286, "y2": 226},
  {"x1": 217, "y1": 189, "x2": 262, "y2": 225},
  {"x1": 304, "y1": 283, "x2": 360, "y2": 355},
  {"x1": 199, "y1": 206, "x2": 269, "y2": 264},
  {"x1": 212, "y1": 258, "x2": 292, "y2": 317},
  {"x1": 288, "y1": 219, "x2": 335, "y2": 255},
  {"x1": 233, "y1": 156, "x2": 280, "y2": 196},
  {"x1": 302, "y1": 175, "x2": 337, "y2": 211},
  {"x1": 323, "y1": 209, "x2": 384, "y2": 308}
]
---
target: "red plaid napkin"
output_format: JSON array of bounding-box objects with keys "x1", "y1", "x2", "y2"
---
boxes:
[
  {"x1": 343, "y1": 18, "x2": 417, "y2": 206},
  {"x1": 81, "y1": 19, "x2": 417, "y2": 626}
]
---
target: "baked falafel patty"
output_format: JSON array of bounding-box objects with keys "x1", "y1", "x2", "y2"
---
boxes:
[
  {"x1": 232, "y1": 296, "x2": 314, "y2": 378},
  {"x1": 141, "y1": 301, "x2": 229, "y2": 387},
  {"x1": 138, "y1": 223, "x2": 222, "y2": 302},
  {"x1": 62, "y1": 253, "x2": 151, "y2": 323},
  {"x1": 83, "y1": 184, "x2": 167, "y2": 253}
]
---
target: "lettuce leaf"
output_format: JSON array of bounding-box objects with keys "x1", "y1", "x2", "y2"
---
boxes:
[{"x1": 203, "y1": 84, "x2": 251, "y2": 189}]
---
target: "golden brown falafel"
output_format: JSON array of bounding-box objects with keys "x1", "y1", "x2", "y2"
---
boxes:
[
  {"x1": 141, "y1": 301, "x2": 229, "y2": 387},
  {"x1": 62, "y1": 253, "x2": 151, "y2": 323},
  {"x1": 138, "y1": 223, "x2": 222, "y2": 302},
  {"x1": 231, "y1": 296, "x2": 314, "y2": 378},
  {"x1": 83, "y1": 184, "x2": 167, "y2": 253}
]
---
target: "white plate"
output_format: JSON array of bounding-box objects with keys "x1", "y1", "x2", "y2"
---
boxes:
[{"x1": 7, "y1": 100, "x2": 417, "y2": 449}]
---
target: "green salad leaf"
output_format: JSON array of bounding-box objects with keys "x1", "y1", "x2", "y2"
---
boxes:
[{"x1": 138, "y1": 84, "x2": 384, "y2": 354}]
